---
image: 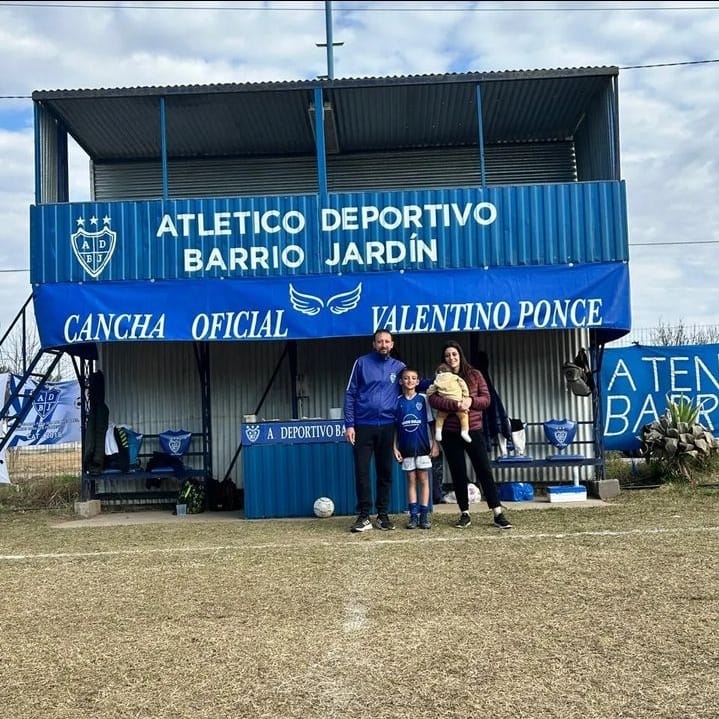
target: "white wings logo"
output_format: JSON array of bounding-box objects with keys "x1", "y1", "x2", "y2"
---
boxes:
[{"x1": 289, "y1": 283, "x2": 362, "y2": 316}]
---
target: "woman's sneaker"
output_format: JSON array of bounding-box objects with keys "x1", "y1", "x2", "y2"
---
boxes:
[
  {"x1": 493, "y1": 512, "x2": 512, "y2": 529},
  {"x1": 419, "y1": 513, "x2": 432, "y2": 530},
  {"x1": 406, "y1": 515, "x2": 419, "y2": 529},
  {"x1": 455, "y1": 512, "x2": 471, "y2": 528}
]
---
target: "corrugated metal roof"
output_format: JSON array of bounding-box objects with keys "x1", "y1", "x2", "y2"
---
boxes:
[{"x1": 32, "y1": 66, "x2": 618, "y2": 162}]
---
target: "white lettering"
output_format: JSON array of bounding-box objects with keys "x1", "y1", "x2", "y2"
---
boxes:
[
  {"x1": 63, "y1": 314, "x2": 165, "y2": 342},
  {"x1": 191, "y1": 311, "x2": 288, "y2": 340},
  {"x1": 184, "y1": 245, "x2": 305, "y2": 273},
  {"x1": 372, "y1": 301, "x2": 512, "y2": 333},
  {"x1": 604, "y1": 395, "x2": 631, "y2": 437},
  {"x1": 324, "y1": 239, "x2": 437, "y2": 267},
  {"x1": 516, "y1": 299, "x2": 603, "y2": 329}
]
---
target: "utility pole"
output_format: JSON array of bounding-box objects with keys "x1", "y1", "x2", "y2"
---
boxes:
[{"x1": 316, "y1": 0, "x2": 343, "y2": 80}]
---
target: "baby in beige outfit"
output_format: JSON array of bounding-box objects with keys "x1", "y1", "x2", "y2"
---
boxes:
[{"x1": 426, "y1": 363, "x2": 472, "y2": 443}]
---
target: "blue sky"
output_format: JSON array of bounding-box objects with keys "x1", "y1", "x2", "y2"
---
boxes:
[{"x1": 0, "y1": 0, "x2": 717, "y2": 339}]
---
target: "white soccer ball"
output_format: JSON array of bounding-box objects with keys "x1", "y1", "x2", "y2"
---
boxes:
[{"x1": 313, "y1": 496, "x2": 335, "y2": 518}]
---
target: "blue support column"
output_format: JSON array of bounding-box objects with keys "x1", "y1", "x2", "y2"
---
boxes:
[{"x1": 314, "y1": 86, "x2": 328, "y2": 203}]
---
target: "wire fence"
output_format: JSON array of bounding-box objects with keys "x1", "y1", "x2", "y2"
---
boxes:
[
  {"x1": 608, "y1": 325, "x2": 719, "y2": 347},
  {"x1": 5, "y1": 443, "x2": 81, "y2": 482}
]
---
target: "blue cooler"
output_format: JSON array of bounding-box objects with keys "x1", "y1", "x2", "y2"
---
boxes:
[{"x1": 498, "y1": 482, "x2": 535, "y2": 502}]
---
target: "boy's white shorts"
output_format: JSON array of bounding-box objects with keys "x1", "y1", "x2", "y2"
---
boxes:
[{"x1": 401, "y1": 455, "x2": 432, "y2": 471}]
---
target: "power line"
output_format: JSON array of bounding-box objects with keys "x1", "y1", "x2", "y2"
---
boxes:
[
  {"x1": 1, "y1": 2, "x2": 719, "y2": 10},
  {"x1": 620, "y1": 58, "x2": 719, "y2": 70},
  {"x1": 1, "y1": 238, "x2": 718, "y2": 275},
  {"x1": 630, "y1": 241, "x2": 719, "y2": 247}
]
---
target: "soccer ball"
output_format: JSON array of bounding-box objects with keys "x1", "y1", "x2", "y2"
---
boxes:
[{"x1": 313, "y1": 496, "x2": 334, "y2": 518}]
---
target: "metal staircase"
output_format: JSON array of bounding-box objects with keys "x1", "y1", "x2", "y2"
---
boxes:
[{"x1": 0, "y1": 295, "x2": 68, "y2": 453}]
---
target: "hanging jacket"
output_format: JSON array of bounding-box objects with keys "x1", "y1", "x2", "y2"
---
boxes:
[{"x1": 475, "y1": 350, "x2": 512, "y2": 449}]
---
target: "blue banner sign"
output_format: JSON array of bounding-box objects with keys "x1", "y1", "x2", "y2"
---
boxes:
[
  {"x1": 30, "y1": 182, "x2": 627, "y2": 283},
  {"x1": 242, "y1": 420, "x2": 346, "y2": 447},
  {"x1": 601, "y1": 344, "x2": 719, "y2": 452},
  {"x1": 1, "y1": 373, "x2": 81, "y2": 446},
  {"x1": 33, "y1": 262, "x2": 631, "y2": 346}
]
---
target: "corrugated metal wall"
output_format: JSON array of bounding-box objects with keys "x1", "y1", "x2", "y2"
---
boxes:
[
  {"x1": 38, "y1": 106, "x2": 60, "y2": 203},
  {"x1": 98, "y1": 328, "x2": 595, "y2": 491},
  {"x1": 91, "y1": 143, "x2": 576, "y2": 201},
  {"x1": 575, "y1": 83, "x2": 618, "y2": 181}
]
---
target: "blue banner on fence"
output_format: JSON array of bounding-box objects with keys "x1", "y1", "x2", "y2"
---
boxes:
[
  {"x1": 1, "y1": 373, "x2": 81, "y2": 446},
  {"x1": 601, "y1": 344, "x2": 719, "y2": 452}
]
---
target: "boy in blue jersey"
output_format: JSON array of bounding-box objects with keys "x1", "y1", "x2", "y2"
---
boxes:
[{"x1": 393, "y1": 367, "x2": 439, "y2": 529}]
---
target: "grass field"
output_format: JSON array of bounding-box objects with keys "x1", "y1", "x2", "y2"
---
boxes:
[{"x1": 1, "y1": 486, "x2": 718, "y2": 719}]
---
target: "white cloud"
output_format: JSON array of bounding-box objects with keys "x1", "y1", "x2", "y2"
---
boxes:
[{"x1": 0, "y1": 0, "x2": 717, "y2": 337}]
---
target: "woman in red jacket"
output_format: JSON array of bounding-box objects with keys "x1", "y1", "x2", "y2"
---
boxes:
[{"x1": 428, "y1": 340, "x2": 512, "y2": 529}]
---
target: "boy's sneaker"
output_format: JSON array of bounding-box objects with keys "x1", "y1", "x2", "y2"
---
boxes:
[
  {"x1": 350, "y1": 515, "x2": 373, "y2": 533},
  {"x1": 455, "y1": 512, "x2": 471, "y2": 528},
  {"x1": 419, "y1": 514, "x2": 432, "y2": 530},
  {"x1": 493, "y1": 512, "x2": 513, "y2": 530},
  {"x1": 406, "y1": 515, "x2": 419, "y2": 529},
  {"x1": 376, "y1": 514, "x2": 396, "y2": 531}
]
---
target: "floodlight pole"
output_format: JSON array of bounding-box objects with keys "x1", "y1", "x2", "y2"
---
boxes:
[{"x1": 316, "y1": 1, "x2": 343, "y2": 80}]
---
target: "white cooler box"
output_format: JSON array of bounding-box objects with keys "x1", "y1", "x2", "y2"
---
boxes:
[{"x1": 547, "y1": 485, "x2": 587, "y2": 503}]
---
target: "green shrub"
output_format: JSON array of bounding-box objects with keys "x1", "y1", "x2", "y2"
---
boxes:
[{"x1": 639, "y1": 396, "x2": 719, "y2": 484}]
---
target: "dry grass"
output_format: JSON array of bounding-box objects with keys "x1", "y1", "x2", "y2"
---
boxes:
[
  {"x1": 0, "y1": 445, "x2": 82, "y2": 510},
  {"x1": 1, "y1": 486, "x2": 718, "y2": 719}
]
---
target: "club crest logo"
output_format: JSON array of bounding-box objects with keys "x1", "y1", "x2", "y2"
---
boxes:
[
  {"x1": 289, "y1": 282, "x2": 362, "y2": 316},
  {"x1": 159, "y1": 430, "x2": 192, "y2": 457},
  {"x1": 71, "y1": 216, "x2": 116, "y2": 278},
  {"x1": 167, "y1": 437, "x2": 183, "y2": 455},
  {"x1": 244, "y1": 424, "x2": 261, "y2": 443},
  {"x1": 543, "y1": 419, "x2": 577, "y2": 449},
  {"x1": 33, "y1": 387, "x2": 61, "y2": 421}
]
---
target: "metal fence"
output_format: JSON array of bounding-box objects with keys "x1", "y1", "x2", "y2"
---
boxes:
[
  {"x1": 5, "y1": 443, "x2": 81, "y2": 482},
  {"x1": 608, "y1": 325, "x2": 719, "y2": 348}
]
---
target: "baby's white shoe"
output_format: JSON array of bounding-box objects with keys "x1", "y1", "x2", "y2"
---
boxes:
[{"x1": 461, "y1": 431, "x2": 472, "y2": 443}]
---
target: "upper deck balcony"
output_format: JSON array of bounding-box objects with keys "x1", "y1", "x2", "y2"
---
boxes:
[{"x1": 29, "y1": 68, "x2": 631, "y2": 345}]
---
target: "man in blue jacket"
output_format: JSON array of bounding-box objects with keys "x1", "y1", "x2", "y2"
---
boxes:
[{"x1": 344, "y1": 328, "x2": 409, "y2": 532}]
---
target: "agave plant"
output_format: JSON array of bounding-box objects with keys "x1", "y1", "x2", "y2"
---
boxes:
[{"x1": 639, "y1": 396, "x2": 719, "y2": 482}]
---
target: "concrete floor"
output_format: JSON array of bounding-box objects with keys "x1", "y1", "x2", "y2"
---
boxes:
[{"x1": 57, "y1": 496, "x2": 608, "y2": 529}]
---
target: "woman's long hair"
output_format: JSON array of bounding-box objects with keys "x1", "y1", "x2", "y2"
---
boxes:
[{"x1": 439, "y1": 340, "x2": 473, "y2": 378}]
